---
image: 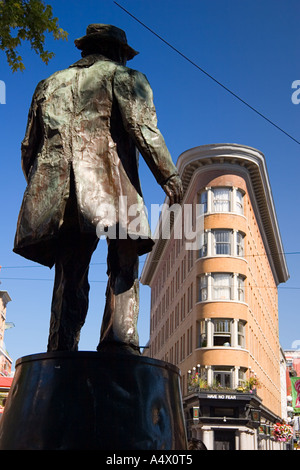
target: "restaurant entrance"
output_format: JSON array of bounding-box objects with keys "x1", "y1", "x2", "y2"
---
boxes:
[{"x1": 214, "y1": 429, "x2": 236, "y2": 450}]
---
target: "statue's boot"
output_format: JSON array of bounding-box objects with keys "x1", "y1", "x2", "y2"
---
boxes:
[{"x1": 98, "y1": 237, "x2": 140, "y2": 354}]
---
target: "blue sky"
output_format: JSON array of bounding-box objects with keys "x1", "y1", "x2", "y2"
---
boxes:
[{"x1": 0, "y1": 0, "x2": 299, "y2": 367}]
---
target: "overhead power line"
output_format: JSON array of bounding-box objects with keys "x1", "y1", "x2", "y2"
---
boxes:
[
  {"x1": 0, "y1": 262, "x2": 107, "y2": 268},
  {"x1": 0, "y1": 250, "x2": 299, "y2": 272},
  {"x1": 0, "y1": 277, "x2": 106, "y2": 283},
  {"x1": 114, "y1": 2, "x2": 300, "y2": 146},
  {"x1": 0, "y1": 276, "x2": 298, "y2": 290},
  {"x1": 0, "y1": 251, "x2": 299, "y2": 271}
]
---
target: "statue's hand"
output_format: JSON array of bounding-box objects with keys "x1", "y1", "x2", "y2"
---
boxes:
[{"x1": 162, "y1": 175, "x2": 183, "y2": 206}]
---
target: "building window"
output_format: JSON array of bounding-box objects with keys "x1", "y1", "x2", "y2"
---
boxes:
[
  {"x1": 199, "y1": 231, "x2": 208, "y2": 258},
  {"x1": 199, "y1": 229, "x2": 245, "y2": 259},
  {"x1": 213, "y1": 188, "x2": 231, "y2": 212},
  {"x1": 196, "y1": 318, "x2": 247, "y2": 350},
  {"x1": 174, "y1": 342, "x2": 177, "y2": 365},
  {"x1": 180, "y1": 334, "x2": 185, "y2": 362},
  {"x1": 213, "y1": 273, "x2": 232, "y2": 300},
  {"x1": 196, "y1": 320, "x2": 207, "y2": 348},
  {"x1": 170, "y1": 311, "x2": 174, "y2": 335},
  {"x1": 237, "y1": 275, "x2": 245, "y2": 302},
  {"x1": 187, "y1": 250, "x2": 194, "y2": 271},
  {"x1": 181, "y1": 294, "x2": 186, "y2": 321},
  {"x1": 169, "y1": 346, "x2": 173, "y2": 363},
  {"x1": 175, "y1": 304, "x2": 180, "y2": 328},
  {"x1": 198, "y1": 187, "x2": 244, "y2": 215},
  {"x1": 176, "y1": 267, "x2": 180, "y2": 291},
  {"x1": 165, "y1": 319, "x2": 169, "y2": 341},
  {"x1": 198, "y1": 275, "x2": 208, "y2": 302},
  {"x1": 199, "y1": 190, "x2": 207, "y2": 214},
  {"x1": 197, "y1": 273, "x2": 246, "y2": 303},
  {"x1": 187, "y1": 283, "x2": 193, "y2": 312},
  {"x1": 236, "y1": 231, "x2": 244, "y2": 257},
  {"x1": 237, "y1": 320, "x2": 246, "y2": 348},
  {"x1": 213, "y1": 319, "x2": 232, "y2": 346},
  {"x1": 235, "y1": 189, "x2": 244, "y2": 214},
  {"x1": 213, "y1": 367, "x2": 233, "y2": 388},
  {"x1": 238, "y1": 368, "x2": 247, "y2": 387},
  {"x1": 214, "y1": 230, "x2": 231, "y2": 255},
  {"x1": 187, "y1": 326, "x2": 193, "y2": 355}
]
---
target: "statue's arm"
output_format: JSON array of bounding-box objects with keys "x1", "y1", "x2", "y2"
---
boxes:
[
  {"x1": 21, "y1": 82, "x2": 44, "y2": 182},
  {"x1": 113, "y1": 68, "x2": 180, "y2": 188}
]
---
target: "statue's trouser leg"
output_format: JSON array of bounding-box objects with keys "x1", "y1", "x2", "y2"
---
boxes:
[
  {"x1": 99, "y1": 238, "x2": 139, "y2": 350},
  {"x1": 47, "y1": 228, "x2": 98, "y2": 352}
]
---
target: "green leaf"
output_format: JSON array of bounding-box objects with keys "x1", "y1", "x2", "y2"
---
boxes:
[{"x1": 0, "y1": 0, "x2": 68, "y2": 72}]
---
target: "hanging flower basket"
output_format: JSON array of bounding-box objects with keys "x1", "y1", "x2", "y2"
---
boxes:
[
  {"x1": 189, "y1": 372, "x2": 208, "y2": 389},
  {"x1": 246, "y1": 376, "x2": 261, "y2": 390},
  {"x1": 272, "y1": 422, "x2": 293, "y2": 442},
  {"x1": 189, "y1": 372, "x2": 199, "y2": 387}
]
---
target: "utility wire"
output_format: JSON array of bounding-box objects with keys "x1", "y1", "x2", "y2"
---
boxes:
[
  {"x1": 0, "y1": 276, "x2": 298, "y2": 290},
  {"x1": 0, "y1": 277, "x2": 106, "y2": 283},
  {"x1": 0, "y1": 251, "x2": 299, "y2": 270},
  {"x1": 0, "y1": 263, "x2": 107, "y2": 268},
  {"x1": 114, "y1": 1, "x2": 300, "y2": 146}
]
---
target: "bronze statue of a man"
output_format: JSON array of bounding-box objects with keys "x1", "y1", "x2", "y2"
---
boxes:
[{"x1": 14, "y1": 24, "x2": 183, "y2": 354}]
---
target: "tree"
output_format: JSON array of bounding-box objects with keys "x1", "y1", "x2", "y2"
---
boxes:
[{"x1": 0, "y1": 0, "x2": 68, "y2": 72}]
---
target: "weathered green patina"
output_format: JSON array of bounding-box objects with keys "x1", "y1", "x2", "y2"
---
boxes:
[{"x1": 13, "y1": 24, "x2": 182, "y2": 352}]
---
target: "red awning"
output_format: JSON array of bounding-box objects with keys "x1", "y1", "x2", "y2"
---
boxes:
[{"x1": 0, "y1": 376, "x2": 13, "y2": 388}]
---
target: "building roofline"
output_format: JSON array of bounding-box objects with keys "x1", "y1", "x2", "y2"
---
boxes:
[
  {"x1": 141, "y1": 143, "x2": 289, "y2": 286},
  {"x1": 0, "y1": 291, "x2": 12, "y2": 305}
]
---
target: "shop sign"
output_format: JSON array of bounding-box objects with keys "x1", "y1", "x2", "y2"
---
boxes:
[
  {"x1": 193, "y1": 406, "x2": 199, "y2": 420},
  {"x1": 291, "y1": 377, "x2": 300, "y2": 414},
  {"x1": 206, "y1": 394, "x2": 237, "y2": 400}
]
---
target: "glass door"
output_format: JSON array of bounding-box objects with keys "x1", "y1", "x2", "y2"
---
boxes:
[
  {"x1": 213, "y1": 368, "x2": 232, "y2": 388},
  {"x1": 214, "y1": 430, "x2": 236, "y2": 450}
]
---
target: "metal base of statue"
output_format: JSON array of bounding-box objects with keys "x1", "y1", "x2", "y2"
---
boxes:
[{"x1": 0, "y1": 351, "x2": 187, "y2": 450}]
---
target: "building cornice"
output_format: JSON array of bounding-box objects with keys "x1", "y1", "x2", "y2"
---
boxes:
[
  {"x1": 0, "y1": 291, "x2": 12, "y2": 306},
  {"x1": 140, "y1": 144, "x2": 289, "y2": 286}
]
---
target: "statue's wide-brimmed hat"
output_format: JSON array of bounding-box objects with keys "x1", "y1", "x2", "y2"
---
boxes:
[{"x1": 74, "y1": 24, "x2": 139, "y2": 60}]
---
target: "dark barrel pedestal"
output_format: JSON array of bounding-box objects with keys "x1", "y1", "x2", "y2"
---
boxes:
[{"x1": 0, "y1": 351, "x2": 187, "y2": 450}]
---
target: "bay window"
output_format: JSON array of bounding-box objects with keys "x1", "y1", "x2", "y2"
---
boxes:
[
  {"x1": 192, "y1": 366, "x2": 247, "y2": 390},
  {"x1": 199, "y1": 231, "x2": 207, "y2": 258},
  {"x1": 238, "y1": 368, "x2": 247, "y2": 387},
  {"x1": 196, "y1": 318, "x2": 247, "y2": 349},
  {"x1": 199, "y1": 190, "x2": 207, "y2": 214},
  {"x1": 198, "y1": 229, "x2": 245, "y2": 259},
  {"x1": 237, "y1": 320, "x2": 246, "y2": 348},
  {"x1": 196, "y1": 320, "x2": 207, "y2": 348},
  {"x1": 213, "y1": 319, "x2": 232, "y2": 346},
  {"x1": 235, "y1": 189, "x2": 244, "y2": 214},
  {"x1": 212, "y1": 367, "x2": 247, "y2": 389},
  {"x1": 237, "y1": 275, "x2": 245, "y2": 302},
  {"x1": 213, "y1": 273, "x2": 232, "y2": 300},
  {"x1": 199, "y1": 275, "x2": 208, "y2": 302},
  {"x1": 214, "y1": 230, "x2": 231, "y2": 255},
  {"x1": 236, "y1": 231, "x2": 244, "y2": 257},
  {"x1": 213, "y1": 188, "x2": 231, "y2": 212},
  {"x1": 213, "y1": 367, "x2": 233, "y2": 388},
  {"x1": 198, "y1": 186, "x2": 244, "y2": 215},
  {"x1": 198, "y1": 273, "x2": 246, "y2": 303}
]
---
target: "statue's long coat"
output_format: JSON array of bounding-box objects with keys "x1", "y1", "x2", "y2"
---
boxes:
[{"x1": 14, "y1": 55, "x2": 178, "y2": 267}]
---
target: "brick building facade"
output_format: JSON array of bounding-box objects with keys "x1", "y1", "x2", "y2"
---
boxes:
[{"x1": 141, "y1": 144, "x2": 289, "y2": 450}]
